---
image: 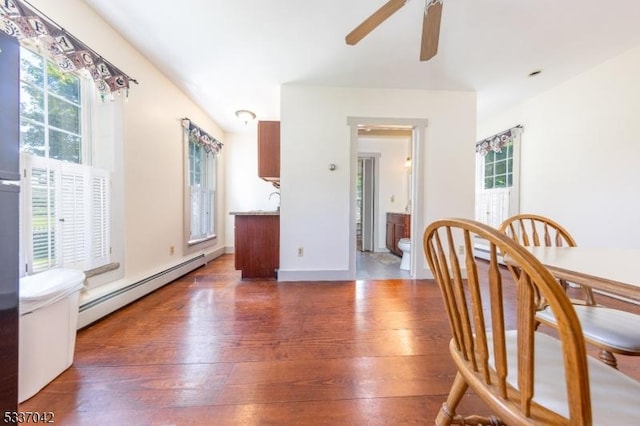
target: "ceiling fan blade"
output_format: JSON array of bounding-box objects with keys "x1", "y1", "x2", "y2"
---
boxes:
[
  {"x1": 420, "y1": 1, "x2": 442, "y2": 61},
  {"x1": 346, "y1": 0, "x2": 408, "y2": 45}
]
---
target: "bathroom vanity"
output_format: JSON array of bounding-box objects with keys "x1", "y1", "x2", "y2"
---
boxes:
[
  {"x1": 230, "y1": 211, "x2": 279, "y2": 279},
  {"x1": 386, "y1": 212, "x2": 410, "y2": 256}
]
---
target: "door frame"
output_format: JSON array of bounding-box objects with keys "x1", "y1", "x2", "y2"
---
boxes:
[{"x1": 347, "y1": 116, "x2": 429, "y2": 279}]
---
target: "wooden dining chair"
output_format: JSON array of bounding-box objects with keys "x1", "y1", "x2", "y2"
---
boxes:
[
  {"x1": 499, "y1": 213, "x2": 640, "y2": 369},
  {"x1": 423, "y1": 218, "x2": 640, "y2": 425}
]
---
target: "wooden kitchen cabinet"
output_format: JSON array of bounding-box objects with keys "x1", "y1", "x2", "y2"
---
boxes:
[
  {"x1": 233, "y1": 213, "x2": 279, "y2": 279},
  {"x1": 258, "y1": 120, "x2": 280, "y2": 184},
  {"x1": 386, "y1": 213, "x2": 410, "y2": 256}
]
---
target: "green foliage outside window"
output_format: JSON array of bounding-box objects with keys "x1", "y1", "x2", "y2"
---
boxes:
[
  {"x1": 19, "y1": 47, "x2": 82, "y2": 164},
  {"x1": 483, "y1": 142, "x2": 513, "y2": 189}
]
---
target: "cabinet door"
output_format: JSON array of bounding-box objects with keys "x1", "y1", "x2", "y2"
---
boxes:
[
  {"x1": 395, "y1": 223, "x2": 406, "y2": 252},
  {"x1": 257, "y1": 121, "x2": 280, "y2": 180},
  {"x1": 386, "y1": 222, "x2": 394, "y2": 251},
  {"x1": 234, "y1": 215, "x2": 279, "y2": 279}
]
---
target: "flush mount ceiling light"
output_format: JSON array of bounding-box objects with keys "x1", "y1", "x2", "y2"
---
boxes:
[{"x1": 235, "y1": 109, "x2": 256, "y2": 124}]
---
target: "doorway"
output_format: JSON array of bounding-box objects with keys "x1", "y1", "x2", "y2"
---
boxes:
[
  {"x1": 352, "y1": 125, "x2": 415, "y2": 280},
  {"x1": 348, "y1": 117, "x2": 429, "y2": 280}
]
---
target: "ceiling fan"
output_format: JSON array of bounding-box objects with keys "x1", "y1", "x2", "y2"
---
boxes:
[{"x1": 345, "y1": 0, "x2": 443, "y2": 61}]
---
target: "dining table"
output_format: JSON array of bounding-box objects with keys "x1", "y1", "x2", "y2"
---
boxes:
[{"x1": 520, "y1": 246, "x2": 640, "y2": 303}]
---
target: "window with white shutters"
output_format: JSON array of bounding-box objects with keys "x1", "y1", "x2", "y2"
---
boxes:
[
  {"x1": 19, "y1": 46, "x2": 112, "y2": 275},
  {"x1": 23, "y1": 156, "x2": 110, "y2": 273},
  {"x1": 182, "y1": 119, "x2": 221, "y2": 249},
  {"x1": 474, "y1": 127, "x2": 522, "y2": 260},
  {"x1": 188, "y1": 140, "x2": 216, "y2": 244},
  {"x1": 475, "y1": 128, "x2": 522, "y2": 228}
]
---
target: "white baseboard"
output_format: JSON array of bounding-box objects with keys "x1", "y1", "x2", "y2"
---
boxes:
[
  {"x1": 77, "y1": 255, "x2": 206, "y2": 328},
  {"x1": 205, "y1": 246, "x2": 226, "y2": 263}
]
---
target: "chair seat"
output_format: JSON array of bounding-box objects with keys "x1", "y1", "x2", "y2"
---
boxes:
[
  {"x1": 492, "y1": 331, "x2": 640, "y2": 423},
  {"x1": 537, "y1": 305, "x2": 640, "y2": 353}
]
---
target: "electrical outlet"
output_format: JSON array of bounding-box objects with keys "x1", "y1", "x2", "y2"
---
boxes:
[
  {"x1": 169, "y1": 245, "x2": 175, "y2": 255},
  {"x1": 297, "y1": 247, "x2": 304, "y2": 257},
  {"x1": 458, "y1": 245, "x2": 464, "y2": 255}
]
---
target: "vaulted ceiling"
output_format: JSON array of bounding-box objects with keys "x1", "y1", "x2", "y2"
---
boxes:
[{"x1": 84, "y1": 0, "x2": 640, "y2": 133}]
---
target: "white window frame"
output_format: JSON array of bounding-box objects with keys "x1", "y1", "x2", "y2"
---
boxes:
[
  {"x1": 19, "y1": 45, "x2": 90, "y2": 164},
  {"x1": 19, "y1": 45, "x2": 114, "y2": 276},
  {"x1": 475, "y1": 131, "x2": 522, "y2": 228},
  {"x1": 474, "y1": 128, "x2": 522, "y2": 261},
  {"x1": 184, "y1": 132, "x2": 217, "y2": 247}
]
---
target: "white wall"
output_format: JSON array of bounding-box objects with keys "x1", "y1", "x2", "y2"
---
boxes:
[
  {"x1": 279, "y1": 85, "x2": 477, "y2": 280},
  {"x1": 358, "y1": 134, "x2": 411, "y2": 251},
  {"x1": 478, "y1": 45, "x2": 640, "y2": 248},
  {"x1": 33, "y1": 0, "x2": 227, "y2": 300}
]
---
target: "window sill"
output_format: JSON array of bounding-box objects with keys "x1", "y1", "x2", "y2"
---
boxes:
[
  {"x1": 84, "y1": 262, "x2": 120, "y2": 279},
  {"x1": 188, "y1": 234, "x2": 217, "y2": 247}
]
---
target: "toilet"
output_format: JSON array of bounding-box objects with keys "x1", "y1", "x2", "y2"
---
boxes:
[
  {"x1": 19, "y1": 268, "x2": 85, "y2": 402},
  {"x1": 397, "y1": 238, "x2": 411, "y2": 271}
]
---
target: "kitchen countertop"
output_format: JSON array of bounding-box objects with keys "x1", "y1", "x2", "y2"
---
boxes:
[{"x1": 229, "y1": 210, "x2": 280, "y2": 216}]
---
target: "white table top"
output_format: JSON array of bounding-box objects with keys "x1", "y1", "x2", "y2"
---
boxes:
[{"x1": 524, "y1": 247, "x2": 640, "y2": 301}]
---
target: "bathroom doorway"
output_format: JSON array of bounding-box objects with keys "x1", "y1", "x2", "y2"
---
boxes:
[
  {"x1": 348, "y1": 116, "x2": 429, "y2": 280},
  {"x1": 354, "y1": 127, "x2": 413, "y2": 280}
]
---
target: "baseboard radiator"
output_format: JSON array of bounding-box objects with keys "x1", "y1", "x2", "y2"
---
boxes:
[{"x1": 77, "y1": 255, "x2": 205, "y2": 328}]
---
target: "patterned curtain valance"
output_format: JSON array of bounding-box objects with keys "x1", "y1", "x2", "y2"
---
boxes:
[
  {"x1": 182, "y1": 118, "x2": 223, "y2": 155},
  {"x1": 475, "y1": 125, "x2": 523, "y2": 156},
  {"x1": 0, "y1": 0, "x2": 137, "y2": 97}
]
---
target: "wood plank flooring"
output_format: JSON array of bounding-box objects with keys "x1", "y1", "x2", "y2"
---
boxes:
[{"x1": 19, "y1": 254, "x2": 640, "y2": 425}]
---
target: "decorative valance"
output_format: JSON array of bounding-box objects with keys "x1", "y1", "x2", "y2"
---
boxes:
[
  {"x1": 475, "y1": 125, "x2": 523, "y2": 156},
  {"x1": 181, "y1": 118, "x2": 223, "y2": 155},
  {"x1": 0, "y1": 0, "x2": 137, "y2": 97}
]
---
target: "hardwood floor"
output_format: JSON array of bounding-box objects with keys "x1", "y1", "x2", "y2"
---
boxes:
[{"x1": 19, "y1": 254, "x2": 640, "y2": 425}]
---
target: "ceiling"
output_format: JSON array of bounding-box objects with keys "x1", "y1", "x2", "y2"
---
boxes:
[{"x1": 83, "y1": 0, "x2": 640, "y2": 134}]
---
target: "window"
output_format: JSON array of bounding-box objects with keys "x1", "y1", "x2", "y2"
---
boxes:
[
  {"x1": 475, "y1": 127, "x2": 522, "y2": 229},
  {"x1": 187, "y1": 135, "x2": 217, "y2": 244},
  {"x1": 20, "y1": 48, "x2": 83, "y2": 163},
  {"x1": 482, "y1": 142, "x2": 513, "y2": 189},
  {"x1": 19, "y1": 46, "x2": 111, "y2": 274}
]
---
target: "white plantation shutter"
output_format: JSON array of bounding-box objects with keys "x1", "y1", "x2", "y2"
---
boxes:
[
  {"x1": 475, "y1": 189, "x2": 511, "y2": 228},
  {"x1": 23, "y1": 155, "x2": 111, "y2": 273},
  {"x1": 205, "y1": 188, "x2": 214, "y2": 237},
  {"x1": 91, "y1": 171, "x2": 110, "y2": 264},
  {"x1": 60, "y1": 168, "x2": 87, "y2": 268},
  {"x1": 30, "y1": 166, "x2": 57, "y2": 273},
  {"x1": 190, "y1": 186, "x2": 201, "y2": 240},
  {"x1": 190, "y1": 186, "x2": 215, "y2": 241}
]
